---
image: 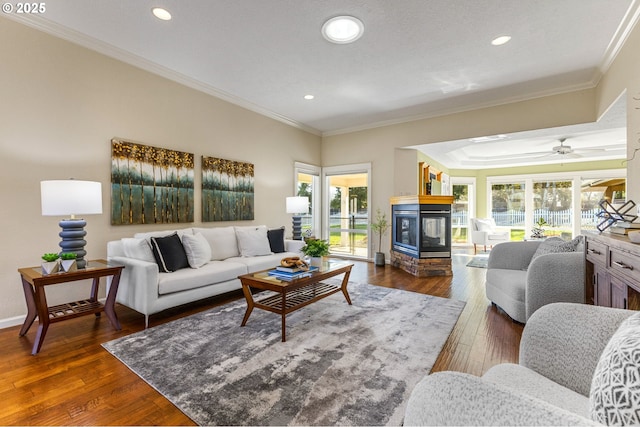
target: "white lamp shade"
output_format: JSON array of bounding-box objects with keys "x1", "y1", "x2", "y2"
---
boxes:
[
  {"x1": 286, "y1": 196, "x2": 309, "y2": 214},
  {"x1": 41, "y1": 180, "x2": 103, "y2": 216}
]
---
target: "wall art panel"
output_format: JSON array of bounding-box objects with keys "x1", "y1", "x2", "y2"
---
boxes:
[
  {"x1": 202, "y1": 156, "x2": 254, "y2": 221},
  {"x1": 111, "y1": 138, "x2": 194, "y2": 225}
]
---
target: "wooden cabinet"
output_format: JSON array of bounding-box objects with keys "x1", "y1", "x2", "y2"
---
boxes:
[
  {"x1": 418, "y1": 162, "x2": 442, "y2": 196},
  {"x1": 584, "y1": 231, "x2": 640, "y2": 310}
]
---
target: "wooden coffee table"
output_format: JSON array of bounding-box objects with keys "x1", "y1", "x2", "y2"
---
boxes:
[{"x1": 238, "y1": 261, "x2": 353, "y2": 342}]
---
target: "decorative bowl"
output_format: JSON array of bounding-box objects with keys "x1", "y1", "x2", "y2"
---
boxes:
[{"x1": 628, "y1": 230, "x2": 640, "y2": 243}]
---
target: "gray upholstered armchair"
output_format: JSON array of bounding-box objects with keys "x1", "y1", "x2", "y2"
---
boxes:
[
  {"x1": 485, "y1": 236, "x2": 585, "y2": 323},
  {"x1": 404, "y1": 303, "x2": 638, "y2": 426}
]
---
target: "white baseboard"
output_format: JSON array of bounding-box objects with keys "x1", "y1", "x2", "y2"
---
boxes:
[{"x1": 0, "y1": 315, "x2": 26, "y2": 330}]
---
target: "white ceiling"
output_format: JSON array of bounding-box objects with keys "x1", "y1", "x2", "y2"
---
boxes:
[{"x1": 7, "y1": 0, "x2": 639, "y2": 168}]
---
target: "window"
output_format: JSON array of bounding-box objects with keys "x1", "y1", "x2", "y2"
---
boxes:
[
  {"x1": 451, "y1": 178, "x2": 476, "y2": 244},
  {"x1": 491, "y1": 182, "x2": 525, "y2": 240},
  {"x1": 488, "y1": 170, "x2": 625, "y2": 238},
  {"x1": 294, "y1": 162, "x2": 321, "y2": 238}
]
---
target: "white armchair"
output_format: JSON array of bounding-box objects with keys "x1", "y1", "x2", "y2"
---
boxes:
[{"x1": 470, "y1": 218, "x2": 510, "y2": 254}]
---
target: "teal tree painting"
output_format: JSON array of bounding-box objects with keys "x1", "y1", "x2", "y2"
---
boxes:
[
  {"x1": 202, "y1": 156, "x2": 254, "y2": 221},
  {"x1": 111, "y1": 138, "x2": 194, "y2": 225}
]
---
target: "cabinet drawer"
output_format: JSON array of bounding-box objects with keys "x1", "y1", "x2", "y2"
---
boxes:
[
  {"x1": 609, "y1": 248, "x2": 640, "y2": 284},
  {"x1": 586, "y1": 239, "x2": 607, "y2": 265}
]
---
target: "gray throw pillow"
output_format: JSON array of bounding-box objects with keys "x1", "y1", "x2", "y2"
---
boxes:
[
  {"x1": 530, "y1": 235, "x2": 583, "y2": 263},
  {"x1": 590, "y1": 311, "x2": 640, "y2": 425}
]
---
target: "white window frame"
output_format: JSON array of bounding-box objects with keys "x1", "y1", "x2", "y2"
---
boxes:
[
  {"x1": 487, "y1": 169, "x2": 625, "y2": 237},
  {"x1": 450, "y1": 176, "x2": 476, "y2": 244},
  {"x1": 294, "y1": 162, "x2": 321, "y2": 238},
  {"x1": 322, "y1": 163, "x2": 372, "y2": 257}
]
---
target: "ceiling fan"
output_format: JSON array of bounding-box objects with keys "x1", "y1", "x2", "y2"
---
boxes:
[{"x1": 551, "y1": 138, "x2": 575, "y2": 155}]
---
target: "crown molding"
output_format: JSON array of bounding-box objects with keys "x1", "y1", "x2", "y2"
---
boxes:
[
  {"x1": 321, "y1": 80, "x2": 596, "y2": 138},
  {"x1": 599, "y1": 0, "x2": 640, "y2": 74},
  {"x1": 4, "y1": 14, "x2": 322, "y2": 137}
]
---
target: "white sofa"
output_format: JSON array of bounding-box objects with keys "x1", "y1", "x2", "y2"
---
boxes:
[{"x1": 106, "y1": 225, "x2": 304, "y2": 327}]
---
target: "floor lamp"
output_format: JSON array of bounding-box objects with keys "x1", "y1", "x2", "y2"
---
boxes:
[
  {"x1": 41, "y1": 180, "x2": 103, "y2": 269},
  {"x1": 286, "y1": 196, "x2": 309, "y2": 240}
]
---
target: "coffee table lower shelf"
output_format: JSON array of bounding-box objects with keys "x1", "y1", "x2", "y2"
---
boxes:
[
  {"x1": 239, "y1": 262, "x2": 353, "y2": 342},
  {"x1": 255, "y1": 282, "x2": 340, "y2": 312}
]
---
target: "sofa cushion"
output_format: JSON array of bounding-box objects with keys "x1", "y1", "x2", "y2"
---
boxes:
[
  {"x1": 226, "y1": 251, "x2": 300, "y2": 273},
  {"x1": 267, "y1": 226, "x2": 286, "y2": 253},
  {"x1": 235, "y1": 225, "x2": 272, "y2": 257},
  {"x1": 181, "y1": 233, "x2": 212, "y2": 269},
  {"x1": 193, "y1": 226, "x2": 240, "y2": 260},
  {"x1": 150, "y1": 232, "x2": 189, "y2": 273},
  {"x1": 590, "y1": 311, "x2": 640, "y2": 425},
  {"x1": 158, "y1": 261, "x2": 247, "y2": 295},
  {"x1": 121, "y1": 237, "x2": 155, "y2": 263},
  {"x1": 134, "y1": 228, "x2": 193, "y2": 240}
]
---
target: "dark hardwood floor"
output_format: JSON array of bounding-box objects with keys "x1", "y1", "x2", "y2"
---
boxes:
[{"x1": 0, "y1": 247, "x2": 523, "y2": 425}]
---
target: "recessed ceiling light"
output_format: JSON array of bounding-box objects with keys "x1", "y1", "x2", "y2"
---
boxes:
[
  {"x1": 470, "y1": 134, "x2": 507, "y2": 143},
  {"x1": 491, "y1": 35, "x2": 511, "y2": 46},
  {"x1": 152, "y1": 7, "x2": 172, "y2": 21},
  {"x1": 322, "y1": 16, "x2": 364, "y2": 44},
  {"x1": 304, "y1": 94, "x2": 315, "y2": 100}
]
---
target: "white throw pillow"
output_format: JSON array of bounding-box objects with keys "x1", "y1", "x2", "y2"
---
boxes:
[
  {"x1": 235, "y1": 226, "x2": 272, "y2": 257},
  {"x1": 193, "y1": 226, "x2": 240, "y2": 260},
  {"x1": 181, "y1": 233, "x2": 212, "y2": 268},
  {"x1": 121, "y1": 238, "x2": 155, "y2": 263}
]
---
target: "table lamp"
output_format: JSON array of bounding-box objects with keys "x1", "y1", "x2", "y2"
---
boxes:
[
  {"x1": 41, "y1": 179, "x2": 103, "y2": 269},
  {"x1": 286, "y1": 196, "x2": 309, "y2": 240}
]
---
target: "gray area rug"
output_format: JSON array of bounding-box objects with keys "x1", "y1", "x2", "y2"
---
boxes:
[
  {"x1": 102, "y1": 281, "x2": 465, "y2": 426},
  {"x1": 466, "y1": 255, "x2": 489, "y2": 268}
]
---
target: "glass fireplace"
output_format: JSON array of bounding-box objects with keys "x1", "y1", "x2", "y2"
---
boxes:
[{"x1": 392, "y1": 203, "x2": 451, "y2": 258}]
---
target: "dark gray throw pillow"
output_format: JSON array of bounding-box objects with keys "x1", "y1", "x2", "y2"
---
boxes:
[
  {"x1": 267, "y1": 227, "x2": 286, "y2": 253},
  {"x1": 150, "y1": 232, "x2": 189, "y2": 272}
]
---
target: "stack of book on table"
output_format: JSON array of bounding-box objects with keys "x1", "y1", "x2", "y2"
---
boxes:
[
  {"x1": 267, "y1": 266, "x2": 319, "y2": 281},
  {"x1": 608, "y1": 221, "x2": 640, "y2": 235}
]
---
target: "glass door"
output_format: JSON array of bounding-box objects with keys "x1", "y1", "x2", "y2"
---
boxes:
[
  {"x1": 323, "y1": 164, "x2": 370, "y2": 258},
  {"x1": 451, "y1": 178, "x2": 475, "y2": 244}
]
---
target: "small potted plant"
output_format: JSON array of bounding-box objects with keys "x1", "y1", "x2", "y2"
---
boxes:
[
  {"x1": 371, "y1": 208, "x2": 390, "y2": 266},
  {"x1": 59, "y1": 252, "x2": 78, "y2": 273},
  {"x1": 41, "y1": 253, "x2": 60, "y2": 275},
  {"x1": 531, "y1": 217, "x2": 548, "y2": 238},
  {"x1": 301, "y1": 239, "x2": 330, "y2": 267}
]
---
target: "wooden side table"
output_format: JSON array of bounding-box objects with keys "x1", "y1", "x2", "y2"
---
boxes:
[{"x1": 18, "y1": 259, "x2": 124, "y2": 355}]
